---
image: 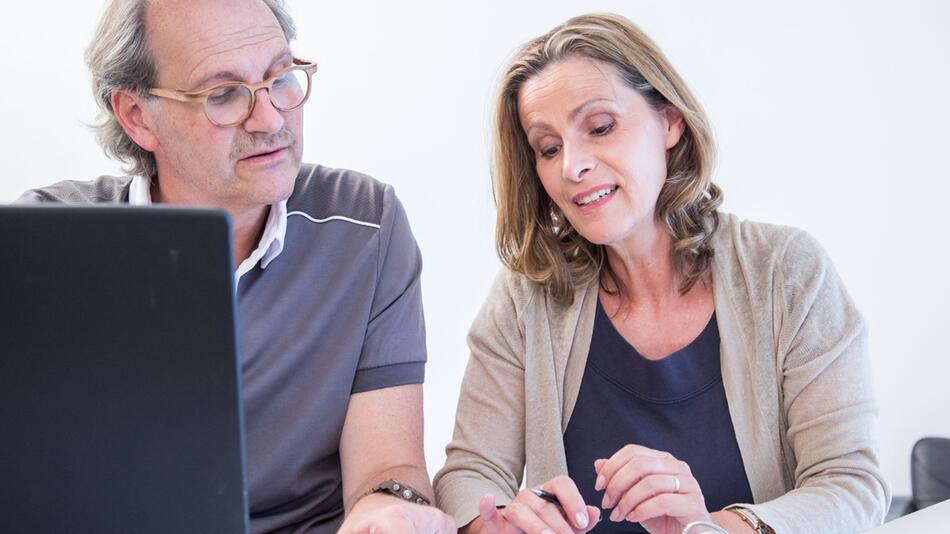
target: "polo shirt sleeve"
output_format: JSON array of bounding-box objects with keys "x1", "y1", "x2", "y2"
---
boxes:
[{"x1": 351, "y1": 186, "x2": 427, "y2": 393}]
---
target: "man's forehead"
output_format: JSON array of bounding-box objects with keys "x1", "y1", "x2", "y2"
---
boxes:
[{"x1": 146, "y1": 0, "x2": 289, "y2": 87}]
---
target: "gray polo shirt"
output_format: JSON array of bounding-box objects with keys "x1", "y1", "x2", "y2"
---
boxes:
[{"x1": 15, "y1": 164, "x2": 427, "y2": 533}]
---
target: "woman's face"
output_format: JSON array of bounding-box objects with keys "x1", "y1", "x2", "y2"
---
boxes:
[{"x1": 518, "y1": 56, "x2": 684, "y2": 247}]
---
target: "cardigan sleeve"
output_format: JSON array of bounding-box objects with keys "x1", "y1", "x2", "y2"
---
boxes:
[
  {"x1": 433, "y1": 270, "x2": 530, "y2": 528},
  {"x1": 741, "y1": 230, "x2": 890, "y2": 532}
]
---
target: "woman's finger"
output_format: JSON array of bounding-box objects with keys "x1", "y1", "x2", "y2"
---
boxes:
[
  {"x1": 479, "y1": 494, "x2": 514, "y2": 534},
  {"x1": 627, "y1": 491, "x2": 710, "y2": 525},
  {"x1": 595, "y1": 444, "x2": 671, "y2": 492},
  {"x1": 504, "y1": 499, "x2": 565, "y2": 534},
  {"x1": 610, "y1": 473, "x2": 701, "y2": 522},
  {"x1": 602, "y1": 456, "x2": 688, "y2": 509},
  {"x1": 539, "y1": 475, "x2": 594, "y2": 530},
  {"x1": 583, "y1": 505, "x2": 601, "y2": 532}
]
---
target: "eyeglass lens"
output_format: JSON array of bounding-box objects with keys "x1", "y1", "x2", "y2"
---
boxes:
[{"x1": 205, "y1": 68, "x2": 310, "y2": 125}]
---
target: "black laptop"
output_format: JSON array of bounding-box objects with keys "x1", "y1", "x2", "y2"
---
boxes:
[{"x1": 0, "y1": 206, "x2": 249, "y2": 534}]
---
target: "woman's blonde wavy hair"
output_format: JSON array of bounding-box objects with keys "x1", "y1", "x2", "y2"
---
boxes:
[{"x1": 494, "y1": 12, "x2": 722, "y2": 305}]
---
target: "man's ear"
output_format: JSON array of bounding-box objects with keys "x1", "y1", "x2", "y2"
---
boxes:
[
  {"x1": 111, "y1": 89, "x2": 159, "y2": 152},
  {"x1": 662, "y1": 105, "x2": 686, "y2": 150}
]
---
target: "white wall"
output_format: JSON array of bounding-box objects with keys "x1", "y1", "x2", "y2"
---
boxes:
[{"x1": 2, "y1": 0, "x2": 948, "y2": 497}]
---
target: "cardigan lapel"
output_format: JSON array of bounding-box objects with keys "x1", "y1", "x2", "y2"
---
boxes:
[{"x1": 712, "y1": 215, "x2": 789, "y2": 503}]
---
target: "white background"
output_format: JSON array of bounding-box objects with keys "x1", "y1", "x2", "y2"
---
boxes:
[{"x1": 2, "y1": 1, "x2": 948, "y2": 498}]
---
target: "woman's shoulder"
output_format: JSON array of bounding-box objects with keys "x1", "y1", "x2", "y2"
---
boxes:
[
  {"x1": 713, "y1": 212, "x2": 833, "y2": 279},
  {"x1": 484, "y1": 268, "x2": 543, "y2": 310},
  {"x1": 478, "y1": 267, "x2": 595, "y2": 329}
]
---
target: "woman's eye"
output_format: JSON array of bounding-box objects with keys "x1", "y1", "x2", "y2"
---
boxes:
[
  {"x1": 540, "y1": 146, "x2": 560, "y2": 159},
  {"x1": 591, "y1": 121, "x2": 615, "y2": 136}
]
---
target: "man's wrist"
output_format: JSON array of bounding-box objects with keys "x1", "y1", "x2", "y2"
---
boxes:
[{"x1": 352, "y1": 478, "x2": 432, "y2": 511}]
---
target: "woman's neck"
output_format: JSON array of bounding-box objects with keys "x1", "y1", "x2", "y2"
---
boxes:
[{"x1": 602, "y1": 221, "x2": 680, "y2": 313}]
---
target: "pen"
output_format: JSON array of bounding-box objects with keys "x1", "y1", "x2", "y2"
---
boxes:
[
  {"x1": 530, "y1": 487, "x2": 562, "y2": 506},
  {"x1": 531, "y1": 488, "x2": 604, "y2": 527},
  {"x1": 531, "y1": 487, "x2": 719, "y2": 533}
]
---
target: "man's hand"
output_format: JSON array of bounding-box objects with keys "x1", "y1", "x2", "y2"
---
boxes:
[{"x1": 339, "y1": 492, "x2": 456, "y2": 534}]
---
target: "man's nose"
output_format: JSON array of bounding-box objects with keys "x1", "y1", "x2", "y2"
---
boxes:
[{"x1": 243, "y1": 88, "x2": 285, "y2": 133}]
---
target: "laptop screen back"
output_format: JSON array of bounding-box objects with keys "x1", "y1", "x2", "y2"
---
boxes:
[{"x1": 0, "y1": 206, "x2": 248, "y2": 534}]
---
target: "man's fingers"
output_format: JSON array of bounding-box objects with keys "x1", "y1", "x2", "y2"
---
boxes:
[{"x1": 438, "y1": 510, "x2": 458, "y2": 534}]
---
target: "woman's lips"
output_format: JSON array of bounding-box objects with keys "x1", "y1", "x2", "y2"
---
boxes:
[{"x1": 573, "y1": 185, "x2": 618, "y2": 213}]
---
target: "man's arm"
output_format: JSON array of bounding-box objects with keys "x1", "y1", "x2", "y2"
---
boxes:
[
  {"x1": 338, "y1": 383, "x2": 455, "y2": 533},
  {"x1": 341, "y1": 383, "x2": 432, "y2": 508}
]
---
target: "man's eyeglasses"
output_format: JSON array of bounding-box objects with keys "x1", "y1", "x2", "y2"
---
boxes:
[{"x1": 148, "y1": 58, "x2": 318, "y2": 127}]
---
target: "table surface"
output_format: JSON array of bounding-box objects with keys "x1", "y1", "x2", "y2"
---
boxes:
[{"x1": 865, "y1": 498, "x2": 950, "y2": 533}]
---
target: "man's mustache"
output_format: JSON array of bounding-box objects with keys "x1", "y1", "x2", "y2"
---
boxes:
[{"x1": 232, "y1": 128, "x2": 297, "y2": 160}]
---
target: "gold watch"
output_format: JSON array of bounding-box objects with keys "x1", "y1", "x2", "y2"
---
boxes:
[{"x1": 725, "y1": 506, "x2": 775, "y2": 534}]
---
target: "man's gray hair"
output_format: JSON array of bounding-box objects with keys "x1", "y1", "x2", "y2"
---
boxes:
[{"x1": 86, "y1": 0, "x2": 297, "y2": 179}]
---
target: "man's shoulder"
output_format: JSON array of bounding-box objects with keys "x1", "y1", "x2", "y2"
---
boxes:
[
  {"x1": 287, "y1": 163, "x2": 390, "y2": 227},
  {"x1": 14, "y1": 176, "x2": 132, "y2": 205}
]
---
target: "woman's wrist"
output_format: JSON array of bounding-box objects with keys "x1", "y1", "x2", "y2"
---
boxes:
[
  {"x1": 459, "y1": 517, "x2": 486, "y2": 534},
  {"x1": 709, "y1": 510, "x2": 756, "y2": 533}
]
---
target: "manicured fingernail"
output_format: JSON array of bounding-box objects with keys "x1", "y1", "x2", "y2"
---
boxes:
[
  {"x1": 609, "y1": 508, "x2": 621, "y2": 522},
  {"x1": 574, "y1": 512, "x2": 590, "y2": 528},
  {"x1": 575, "y1": 512, "x2": 589, "y2": 529},
  {"x1": 595, "y1": 475, "x2": 606, "y2": 491},
  {"x1": 601, "y1": 494, "x2": 613, "y2": 508},
  {"x1": 626, "y1": 512, "x2": 637, "y2": 522}
]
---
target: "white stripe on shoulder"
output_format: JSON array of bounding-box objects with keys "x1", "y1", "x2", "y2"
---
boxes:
[{"x1": 287, "y1": 210, "x2": 381, "y2": 229}]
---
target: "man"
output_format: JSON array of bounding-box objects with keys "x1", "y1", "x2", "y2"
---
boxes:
[{"x1": 16, "y1": 1, "x2": 455, "y2": 532}]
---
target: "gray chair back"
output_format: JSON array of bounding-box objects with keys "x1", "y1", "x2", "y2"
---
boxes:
[{"x1": 912, "y1": 437, "x2": 950, "y2": 510}]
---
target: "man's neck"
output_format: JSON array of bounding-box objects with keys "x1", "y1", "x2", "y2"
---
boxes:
[
  {"x1": 150, "y1": 178, "x2": 270, "y2": 269},
  {"x1": 229, "y1": 205, "x2": 270, "y2": 268}
]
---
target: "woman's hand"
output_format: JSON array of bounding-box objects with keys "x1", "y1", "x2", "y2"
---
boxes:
[
  {"x1": 595, "y1": 444, "x2": 711, "y2": 534},
  {"x1": 475, "y1": 475, "x2": 600, "y2": 534}
]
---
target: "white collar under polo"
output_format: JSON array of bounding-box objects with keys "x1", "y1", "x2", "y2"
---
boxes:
[{"x1": 129, "y1": 175, "x2": 288, "y2": 280}]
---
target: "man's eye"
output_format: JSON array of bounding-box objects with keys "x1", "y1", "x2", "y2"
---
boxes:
[
  {"x1": 272, "y1": 72, "x2": 290, "y2": 87},
  {"x1": 208, "y1": 86, "x2": 240, "y2": 105}
]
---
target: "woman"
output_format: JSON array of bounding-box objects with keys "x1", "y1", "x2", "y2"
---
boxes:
[{"x1": 434, "y1": 13, "x2": 888, "y2": 534}]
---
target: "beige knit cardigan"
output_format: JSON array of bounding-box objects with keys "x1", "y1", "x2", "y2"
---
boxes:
[{"x1": 434, "y1": 214, "x2": 889, "y2": 533}]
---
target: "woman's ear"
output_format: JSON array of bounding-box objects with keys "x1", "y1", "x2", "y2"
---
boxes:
[
  {"x1": 662, "y1": 105, "x2": 685, "y2": 150},
  {"x1": 111, "y1": 89, "x2": 159, "y2": 152}
]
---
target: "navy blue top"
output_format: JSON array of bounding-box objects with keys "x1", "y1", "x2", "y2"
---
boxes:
[{"x1": 563, "y1": 299, "x2": 753, "y2": 533}]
